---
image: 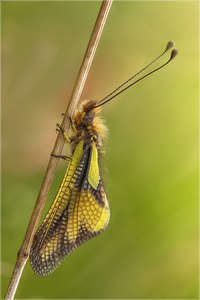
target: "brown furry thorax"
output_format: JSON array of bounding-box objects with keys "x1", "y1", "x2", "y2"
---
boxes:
[{"x1": 73, "y1": 100, "x2": 108, "y2": 143}]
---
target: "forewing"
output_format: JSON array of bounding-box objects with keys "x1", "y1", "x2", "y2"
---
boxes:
[{"x1": 30, "y1": 142, "x2": 109, "y2": 276}]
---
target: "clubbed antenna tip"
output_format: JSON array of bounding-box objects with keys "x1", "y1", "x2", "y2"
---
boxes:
[
  {"x1": 170, "y1": 48, "x2": 179, "y2": 60},
  {"x1": 165, "y1": 41, "x2": 175, "y2": 52}
]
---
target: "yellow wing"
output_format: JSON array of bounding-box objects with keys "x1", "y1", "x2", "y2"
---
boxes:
[{"x1": 30, "y1": 141, "x2": 110, "y2": 276}]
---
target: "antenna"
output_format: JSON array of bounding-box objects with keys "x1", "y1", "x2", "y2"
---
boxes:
[{"x1": 94, "y1": 41, "x2": 178, "y2": 108}]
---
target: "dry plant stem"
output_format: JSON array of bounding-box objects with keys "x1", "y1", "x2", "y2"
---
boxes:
[{"x1": 4, "y1": 1, "x2": 113, "y2": 299}]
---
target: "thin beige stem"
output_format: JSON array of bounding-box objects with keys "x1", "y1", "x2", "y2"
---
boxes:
[{"x1": 4, "y1": 1, "x2": 113, "y2": 299}]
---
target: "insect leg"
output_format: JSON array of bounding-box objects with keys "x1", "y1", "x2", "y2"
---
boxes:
[
  {"x1": 61, "y1": 113, "x2": 77, "y2": 131},
  {"x1": 69, "y1": 116, "x2": 78, "y2": 133},
  {"x1": 51, "y1": 152, "x2": 71, "y2": 162},
  {"x1": 56, "y1": 123, "x2": 73, "y2": 143}
]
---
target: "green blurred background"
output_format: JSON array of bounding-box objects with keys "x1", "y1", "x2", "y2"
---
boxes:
[{"x1": 2, "y1": 1, "x2": 198, "y2": 299}]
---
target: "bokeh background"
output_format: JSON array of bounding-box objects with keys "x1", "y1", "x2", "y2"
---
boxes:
[{"x1": 1, "y1": 1, "x2": 199, "y2": 299}]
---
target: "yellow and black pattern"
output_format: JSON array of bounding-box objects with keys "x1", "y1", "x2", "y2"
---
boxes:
[{"x1": 30, "y1": 133, "x2": 110, "y2": 276}]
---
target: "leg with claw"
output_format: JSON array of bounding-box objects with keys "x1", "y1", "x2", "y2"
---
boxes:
[
  {"x1": 56, "y1": 123, "x2": 72, "y2": 143},
  {"x1": 69, "y1": 116, "x2": 78, "y2": 133},
  {"x1": 51, "y1": 152, "x2": 71, "y2": 162}
]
